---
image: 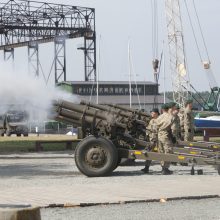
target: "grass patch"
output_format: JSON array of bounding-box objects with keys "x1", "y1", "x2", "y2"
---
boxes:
[{"x1": 0, "y1": 135, "x2": 78, "y2": 153}]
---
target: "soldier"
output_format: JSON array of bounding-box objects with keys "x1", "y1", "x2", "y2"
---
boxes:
[
  {"x1": 161, "y1": 103, "x2": 169, "y2": 114},
  {"x1": 178, "y1": 107, "x2": 185, "y2": 141},
  {"x1": 182, "y1": 99, "x2": 194, "y2": 141},
  {"x1": 157, "y1": 103, "x2": 176, "y2": 175},
  {"x1": 141, "y1": 108, "x2": 160, "y2": 173},
  {"x1": 171, "y1": 104, "x2": 181, "y2": 141}
]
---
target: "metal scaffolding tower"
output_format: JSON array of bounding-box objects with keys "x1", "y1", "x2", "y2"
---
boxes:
[
  {"x1": 28, "y1": 42, "x2": 39, "y2": 77},
  {"x1": 0, "y1": 0, "x2": 96, "y2": 83},
  {"x1": 54, "y1": 38, "x2": 66, "y2": 83},
  {"x1": 165, "y1": 0, "x2": 190, "y2": 107}
]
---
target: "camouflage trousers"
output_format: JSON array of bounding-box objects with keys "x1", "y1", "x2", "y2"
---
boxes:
[
  {"x1": 184, "y1": 131, "x2": 194, "y2": 142},
  {"x1": 158, "y1": 137, "x2": 174, "y2": 168},
  {"x1": 144, "y1": 141, "x2": 157, "y2": 167}
]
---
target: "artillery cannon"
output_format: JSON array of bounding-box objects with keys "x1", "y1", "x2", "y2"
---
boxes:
[
  {"x1": 80, "y1": 100, "x2": 149, "y2": 140},
  {"x1": 53, "y1": 99, "x2": 220, "y2": 177}
]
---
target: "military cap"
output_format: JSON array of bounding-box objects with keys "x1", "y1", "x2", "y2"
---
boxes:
[
  {"x1": 185, "y1": 99, "x2": 193, "y2": 106},
  {"x1": 151, "y1": 108, "x2": 160, "y2": 114},
  {"x1": 168, "y1": 102, "x2": 176, "y2": 108},
  {"x1": 161, "y1": 103, "x2": 169, "y2": 110}
]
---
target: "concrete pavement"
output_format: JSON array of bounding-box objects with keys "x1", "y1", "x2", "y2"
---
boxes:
[{"x1": 0, "y1": 153, "x2": 219, "y2": 207}]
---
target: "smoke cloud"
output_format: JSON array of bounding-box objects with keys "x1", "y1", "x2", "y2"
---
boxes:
[{"x1": 0, "y1": 62, "x2": 78, "y2": 123}]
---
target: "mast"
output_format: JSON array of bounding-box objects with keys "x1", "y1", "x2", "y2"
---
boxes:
[{"x1": 165, "y1": 0, "x2": 190, "y2": 107}]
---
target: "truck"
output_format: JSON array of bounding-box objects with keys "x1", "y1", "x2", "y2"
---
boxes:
[
  {"x1": 0, "y1": 111, "x2": 29, "y2": 137},
  {"x1": 53, "y1": 99, "x2": 220, "y2": 177}
]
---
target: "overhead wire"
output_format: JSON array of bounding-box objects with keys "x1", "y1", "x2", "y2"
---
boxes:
[
  {"x1": 151, "y1": 0, "x2": 159, "y2": 58},
  {"x1": 192, "y1": 0, "x2": 211, "y2": 63},
  {"x1": 183, "y1": 0, "x2": 203, "y2": 63},
  {"x1": 151, "y1": 0, "x2": 161, "y2": 107},
  {"x1": 184, "y1": 0, "x2": 218, "y2": 90}
]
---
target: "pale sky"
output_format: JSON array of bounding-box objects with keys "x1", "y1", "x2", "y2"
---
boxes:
[{"x1": 1, "y1": 0, "x2": 220, "y2": 92}]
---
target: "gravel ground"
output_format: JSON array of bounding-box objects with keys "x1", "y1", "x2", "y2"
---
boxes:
[{"x1": 41, "y1": 198, "x2": 220, "y2": 220}]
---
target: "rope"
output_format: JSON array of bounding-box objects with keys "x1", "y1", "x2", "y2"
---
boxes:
[
  {"x1": 151, "y1": 0, "x2": 159, "y2": 58},
  {"x1": 183, "y1": 0, "x2": 203, "y2": 63},
  {"x1": 192, "y1": 0, "x2": 211, "y2": 62},
  {"x1": 151, "y1": 0, "x2": 154, "y2": 58}
]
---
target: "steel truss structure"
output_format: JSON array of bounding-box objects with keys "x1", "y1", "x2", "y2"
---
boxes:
[
  {"x1": 165, "y1": 0, "x2": 190, "y2": 107},
  {"x1": 0, "y1": 0, "x2": 96, "y2": 83}
]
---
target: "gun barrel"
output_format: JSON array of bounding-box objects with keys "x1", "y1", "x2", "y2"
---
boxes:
[
  {"x1": 80, "y1": 100, "x2": 111, "y2": 112},
  {"x1": 80, "y1": 100, "x2": 132, "y2": 118},
  {"x1": 54, "y1": 100, "x2": 128, "y2": 130},
  {"x1": 107, "y1": 103, "x2": 150, "y2": 118},
  {"x1": 57, "y1": 108, "x2": 82, "y2": 121},
  {"x1": 55, "y1": 115, "x2": 81, "y2": 126},
  {"x1": 56, "y1": 100, "x2": 108, "y2": 121}
]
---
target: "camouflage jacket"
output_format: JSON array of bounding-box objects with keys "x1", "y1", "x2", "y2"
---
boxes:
[
  {"x1": 147, "y1": 118, "x2": 158, "y2": 143},
  {"x1": 156, "y1": 112, "x2": 175, "y2": 139},
  {"x1": 184, "y1": 107, "x2": 194, "y2": 133},
  {"x1": 171, "y1": 114, "x2": 181, "y2": 139}
]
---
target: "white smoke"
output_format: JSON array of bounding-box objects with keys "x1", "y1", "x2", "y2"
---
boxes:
[{"x1": 0, "y1": 62, "x2": 78, "y2": 123}]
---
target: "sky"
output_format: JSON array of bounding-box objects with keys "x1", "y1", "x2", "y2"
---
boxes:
[{"x1": 1, "y1": 0, "x2": 220, "y2": 92}]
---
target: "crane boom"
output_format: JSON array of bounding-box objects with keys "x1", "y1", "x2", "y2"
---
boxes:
[{"x1": 165, "y1": 0, "x2": 190, "y2": 107}]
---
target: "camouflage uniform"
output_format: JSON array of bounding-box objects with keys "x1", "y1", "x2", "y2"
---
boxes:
[
  {"x1": 157, "y1": 112, "x2": 175, "y2": 168},
  {"x1": 171, "y1": 114, "x2": 181, "y2": 141},
  {"x1": 183, "y1": 107, "x2": 194, "y2": 141},
  {"x1": 144, "y1": 118, "x2": 158, "y2": 167},
  {"x1": 148, "y1": 118, "x2": 158, "y2": 145},
  {"x1": 178, "y1": 109, "x2": 185, "y2": 140}
]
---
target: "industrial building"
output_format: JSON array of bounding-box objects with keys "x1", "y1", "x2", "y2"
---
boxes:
[{"x1": 57, "y1": 81, "x2": 165, "y2": 112}]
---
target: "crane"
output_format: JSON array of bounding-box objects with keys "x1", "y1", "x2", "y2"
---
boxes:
[
  {"x1": 164, "y1": 0, "x2": 220, "y2": 111},
  {"x1": 165, "y1": 0, "x2": 190, "y2": 107},
  {"x1": 183, "y1": 0, "x2": 220, "y2": 111}
]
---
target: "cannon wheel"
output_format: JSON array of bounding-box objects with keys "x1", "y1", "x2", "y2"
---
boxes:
[
  {"x1": 75, "y1": 136, "x2": 118, "y2": 177},
  {"x1": 112, "y1": 157, "x2": 122, "y2": 171}
]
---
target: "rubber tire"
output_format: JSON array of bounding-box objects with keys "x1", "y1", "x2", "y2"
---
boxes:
[
  {"x1": 17, "y1": 134, "x2": 21, "y2": 137},
  {"x1": 75, "y1": 136, "x2": 118, "y2": 177},
  {"x1": 113, "y1": 157, "x2": 122, "y2": 171},
  {"x1": 23, "y1": 133, "x2": 29, "y2": 137}
]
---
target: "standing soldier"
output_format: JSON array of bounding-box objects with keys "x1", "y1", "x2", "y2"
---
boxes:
[
  {"x1": 161, "y1": 103, "x2": 169, "y2": 114},
  {"x1": 141, "y1": 108, "x2": 160, "y2": 173},
  {"x1": 156, "y1": 103, "x2": 176, "y2": 175},
  {"x1": 171, "y1": 104, "x2": 181, "y2": 141},
  {"x1": 182, "y1": 99, "x2": 194, "y2": 141},
  {"x1": 178, "y1": 107, "x2": 185, "y2": 141}
]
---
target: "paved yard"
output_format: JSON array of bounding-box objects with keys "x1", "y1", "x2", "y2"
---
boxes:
[{"x1": 0, "y1": 153, "x2": 219, "y2": 207}]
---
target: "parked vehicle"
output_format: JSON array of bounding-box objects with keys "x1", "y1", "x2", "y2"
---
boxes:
[
  {"x1": 0, "y1": 114, "x2": 6, "y2": 136},
  {"x1": 1, "y1": 111, "x2": 29, "y2": 137}
]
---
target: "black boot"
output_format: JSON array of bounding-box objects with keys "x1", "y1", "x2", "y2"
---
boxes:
[
  {"x1": 162, "y1": 167, "x2": 173, "y2": 175},
  {"x1": 141, "y1": 166, "x2": 150, "y2": 173},
  {"x1": 180, "y1": 163, "x2": 188, "y2": 166}
]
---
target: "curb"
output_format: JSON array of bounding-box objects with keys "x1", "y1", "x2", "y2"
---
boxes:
[
  {"x1": 44, "y1": 194, "x2": 220, "y2": 209},
  {"x1": 0, "y1": 156, "x2": 74, "y2": 160}
]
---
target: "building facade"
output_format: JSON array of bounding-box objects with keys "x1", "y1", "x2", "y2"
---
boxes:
[{"x1": 57, "y1": 81, "x2": 165, "y2": 112}]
